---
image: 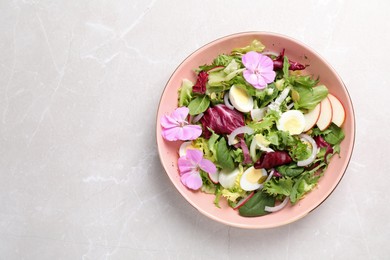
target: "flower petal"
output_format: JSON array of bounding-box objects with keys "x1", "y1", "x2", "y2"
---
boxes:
[
  {"x1": 199, "y1": 158, "x2": 217, "y2": 174},
  {"x1": 161, "y1": 123, "x2": 201, "y2": 141},
  {"x1": 181, "y1": 125, "x2": 202, "y2": 140},
  {"x1": 161, "y1": 126, "x2": 181, "y2": 141},
  {"x1": 243, "y1": 70, "x2": 259, "y2": 85},
  {"x1": 186, "y1": 149, "x2": 203, "y2": 164},
  {"x1": 242, "y1": 51, "x2": 260, "y2": 71},
  {"x1": 160, "y1": 114, "x2": 179, "y2": 129},
  {"x1": 171, "y1": 107, "x2": 189, "y2": 123},
  {"x1": 180, "y1": 170, "x2": 202, "y2": 190},
  {"x1": 178, "y1": 156, "x2": 195, "y2": 174},
  {"x1": 256, "y1": 74, "x2": 267, "y2": 87},
  {"x1": 258, "y1": 54, "x2": 274, "y2": 69},
  {"x1": 262, "y1": 70, "x2": 276, "y2": 83}
]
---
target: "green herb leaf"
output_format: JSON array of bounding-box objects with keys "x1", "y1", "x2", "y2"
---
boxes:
[
  {"x1": 238, "y1": 191, "x2": 275, "y2": 217},
  {"x1": 276, "y1": 164, "x2": 305, "y2": 178},
  {"x1": 216, "y1": 137, "x2": 235, "y2": 170},
  {"x1": 188, "y1": 95, "x2": 210, "y2": 115},
  {"x1": 323, "y1": 123, "x2": 345, "y2": 145}
]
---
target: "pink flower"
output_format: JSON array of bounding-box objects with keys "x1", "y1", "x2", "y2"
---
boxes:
[
  {"x1": 242, "y1": 51, "x2": 276, "y2": 89},
  {"x1": 178, "y1": 149, "x2": 217, "y2": 190},
  {"x1": 161, "y1": 107, "x2": 202, "y2": 141}
]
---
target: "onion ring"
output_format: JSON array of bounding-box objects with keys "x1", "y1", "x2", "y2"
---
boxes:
[
  {"x1": 297, "y1": 133, "x2": 318, "y2": 167},
  {"x1": 228, "y1": 126, "x2": 254, "y2": 146},
  {"x1": 224, "y1": 92, "x2": 235, "y2": 110},
  {"x1": 192, "y1": 112, "x2": 204, "y2": 123},
  {"x1": 265, "y1": 196, "x2": 289, "y2": 212}
]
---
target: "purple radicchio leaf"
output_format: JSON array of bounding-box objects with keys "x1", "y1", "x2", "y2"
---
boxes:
[
  {"x1": 200, "y1": 104, "x2": 245, "y2": 139},
  {"x1": 254, "y1": 151, "x2": 292, "y2": 170},
  {"x1": 192, "y1": 71, "x2": 208, "y2": 94},
  {"x1": 314, "y1": 136, "x2": 334, "y2": 164},
  {"x1": 273, "y1": 49, "x2": 307, "y2": 71}
]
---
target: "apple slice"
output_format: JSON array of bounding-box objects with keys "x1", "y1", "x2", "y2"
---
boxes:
[
  {"x1": 233, "y1": 191, "x2": 254, "y2": 210},
  {"x1": 208, "y1": 171, "x2": 219, "y2": 184},
  {"x1": 328, "y1": 94, "x2": 346, "y2": 127},
  {"x1": 316, "y1": 97, "x2": 333, "y2": 131},
  {"x1": 303, "y1": 103, "x2": 321, "y2": 132}
]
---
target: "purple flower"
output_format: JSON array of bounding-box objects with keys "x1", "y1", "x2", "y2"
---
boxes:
[
  {"x1": 242, "y1": 51, "x2": 276, "y2": 89},
  {"x1": 178, "y1": 149, "x2": 217, "y2": 190},
  {"x1": 161, "y1": 107, "x2": 202, "y2": 141}
]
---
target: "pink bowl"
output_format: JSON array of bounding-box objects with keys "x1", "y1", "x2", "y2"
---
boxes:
[{"x1": 156, "y1": 32, "x2": 355, "y2": 229}]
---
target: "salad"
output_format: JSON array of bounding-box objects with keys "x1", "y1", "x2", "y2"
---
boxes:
[{"x1": 160, "y1": 40, "x2": 345, "y2": 217}]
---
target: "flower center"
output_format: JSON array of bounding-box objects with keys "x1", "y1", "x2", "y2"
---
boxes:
[
  {"x1": 254, "y1": 68, "x2": 262, "y2": 75},
  {"x1": 179, "y1": 120, "x2": 188, "y2": 127}
]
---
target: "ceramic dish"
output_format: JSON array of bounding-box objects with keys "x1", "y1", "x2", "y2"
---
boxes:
[{"x1": 156, "y1": 32, "x2": 355, "y2": 229}]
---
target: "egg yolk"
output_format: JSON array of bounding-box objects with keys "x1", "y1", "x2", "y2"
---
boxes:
[
  {"x1": 231, "y1": 86, "x2": 249, "y2": 104},
  {"x1": 283, "y1": 117, "x2": 303, "y2": 134},
  {"x1": 246, "y1": 168, "x2": 265, "y2": 184}
]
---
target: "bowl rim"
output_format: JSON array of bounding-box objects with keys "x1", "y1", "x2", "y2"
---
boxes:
[{"x1": 155, "y1": 31, "x2": 356, "y2": 229}]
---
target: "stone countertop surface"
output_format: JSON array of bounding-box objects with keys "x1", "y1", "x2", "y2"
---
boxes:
[{"x1": 1, "y1": 0, "x2": 389, "y2": 259}]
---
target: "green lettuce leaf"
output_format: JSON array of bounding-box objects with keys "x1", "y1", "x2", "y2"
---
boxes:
[
  {"x1": 293, "y1": 85, "x2": 328, "y2": 110},
  {"x1": 289, "y1": 74, "x2": 319, "y2": 88},
  {"x1": 207, "y1": 59, "x2": 244, "y2": 87},
  {"x1": 232, "y1": 39, "x2": 265, "y2": 55},
  {"x1": 290, "y1": 175, "x2": 320, "y2": 204},
  {"x1": 212, "y1": 54, "x2": 234, "y2": 67},
  {"x1": 263, "y1": 177, "x2": 294, "y2": 197},
  {"x1": 178, "y1": 79, "x2": 193, "y2": 106}
]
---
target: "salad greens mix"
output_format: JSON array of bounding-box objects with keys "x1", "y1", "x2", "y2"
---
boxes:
[{"x1": 161, "y1": 40, "x2": 345, "y2": 217}]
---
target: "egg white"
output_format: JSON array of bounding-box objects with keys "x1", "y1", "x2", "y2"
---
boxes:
[
  {"x1": 240, "y1": 166, "x2": 267, "y2": 191},
  {"x1": 229, "y1": 85, "x2": 253, "y2": 113},
  {"x1": 277, "y1": 110, "x2": 306, "y2": 135}
]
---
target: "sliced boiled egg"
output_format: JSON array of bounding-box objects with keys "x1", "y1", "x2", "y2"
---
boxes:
[
  {"x1": 179, "y1": 141, "x2": 198, "y2": 157},
  {"x1": 240, "y1": 166, "x2": 267, "y2": 191},
  {"x1": 229, "y1": 85, "x2": 253, "y2": 113},
  {"x1": 277, "y1": 110, "x2": 306, "y2": 135},
  {"x1": 219, "y1": 168, "x2": 240, "y2": 189}
]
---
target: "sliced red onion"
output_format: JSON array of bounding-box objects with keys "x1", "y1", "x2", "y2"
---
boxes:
[
  {"x1": 275, "y1": 87, "x2": 291, "y2": 105},
  {"x1": 192, "y1": 112, "x2": 204, "y2": 123},
  {"x1": 265, "y1": 169, "x2": 275, "y2": 182},
  {"x1": 250, "y1": 107, "x2": 266, "y2": 121},
  {"x1": 233, "y1": 191, "x2": 255, "y2": 210},
  {"x1": 249, "y1": 136, "x2": 258, "y2": 161},
  {"x1": 286, "y1": 102, "x2": 294, "y2": 110},
  {"x1": 224, "y1": 92, "x2": 235, "y2": 110},
  {"x1": 250, "y1": 136, "x2": 274, "y2": 161},
  {"x1": 265, "y1": 196, "x2": 289, "y2": 212},
  {"x1": 268, "y1": 87, "x2": 290, "y2": 111},
  {"x1": 228, "y1": 126, "x2": 254, "y2": 146},
  {"x1": 297, "y1": 133, "x2": 318, "y2": 167}
]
